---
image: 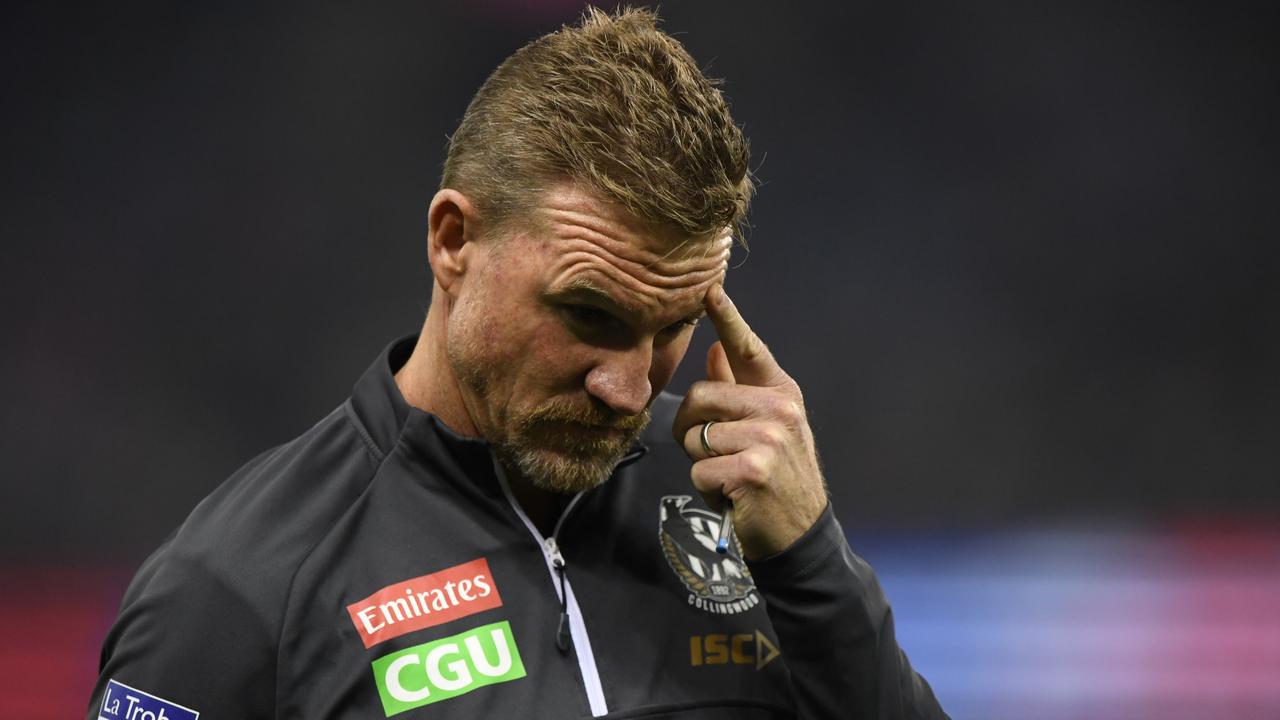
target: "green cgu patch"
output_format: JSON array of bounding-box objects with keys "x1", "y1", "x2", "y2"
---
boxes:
[{"x1": 371, "y1": 620, "x2": 526, "y2": 716}]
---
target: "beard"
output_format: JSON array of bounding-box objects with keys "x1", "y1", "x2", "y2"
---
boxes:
[
  {"x1": 491, "y1": 397, "x2": 651, "y2": 494},
  {"x1": 449, "y1": 331, "x2": 650, "y2": 494}
]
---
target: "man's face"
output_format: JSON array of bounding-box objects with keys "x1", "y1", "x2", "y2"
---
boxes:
[{"x1": 446, "y1": 182, "x2": 731, "y2": 493}]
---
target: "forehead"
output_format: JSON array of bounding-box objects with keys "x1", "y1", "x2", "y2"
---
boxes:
[{"x1": 525, "y1": 184, "x2": 732, "y2": 318}]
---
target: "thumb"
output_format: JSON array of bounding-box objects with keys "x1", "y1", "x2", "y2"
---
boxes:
[{"x1": 706, "y1": 341, "x2": 736, "y2": 384}]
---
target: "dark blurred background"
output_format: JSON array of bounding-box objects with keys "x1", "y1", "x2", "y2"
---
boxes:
[{"x1": 3, "y1": 2, "x2": 1277, "y2": 718}]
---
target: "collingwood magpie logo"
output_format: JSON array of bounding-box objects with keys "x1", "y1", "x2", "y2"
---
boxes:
[{"x1": 659, "y1": 495, "x2": 759, "y2": 615}]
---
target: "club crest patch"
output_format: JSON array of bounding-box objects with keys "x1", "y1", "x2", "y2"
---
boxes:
[{"x1": 659, "y1": 495, "x2": 759, "y2": 615}]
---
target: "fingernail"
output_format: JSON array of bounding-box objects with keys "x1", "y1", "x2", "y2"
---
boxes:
[{"x1": 709, "y1": 284, "x2": 725, "y2": 307}]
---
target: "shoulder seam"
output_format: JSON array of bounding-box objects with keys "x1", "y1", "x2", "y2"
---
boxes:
[
  {"x1": 272, "y1": 405, "x2": 410, "y2": 717},
  {"x1": 342, "y1": 398, "x2": 385, "y2": 464}
]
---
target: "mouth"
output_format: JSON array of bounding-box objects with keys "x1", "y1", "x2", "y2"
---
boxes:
[
  {"x1": 527, "y1": 420, "x2": 634, "y2": 449},
  {"x1": 515, "y1": 404, "x2": 652, "y2": 450},
  {"x1": 561, "y1": 422, "x2": 628, "y2": 438}
]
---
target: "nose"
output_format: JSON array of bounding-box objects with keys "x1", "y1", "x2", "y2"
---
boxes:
[{"x1": 584, "y1": 347, "x2": 653, "y2": 417}]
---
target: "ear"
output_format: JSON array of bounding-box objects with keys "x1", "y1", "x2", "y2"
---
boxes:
[{"x1": 426, "y1": 189, "x2": 481, "y2": 295}]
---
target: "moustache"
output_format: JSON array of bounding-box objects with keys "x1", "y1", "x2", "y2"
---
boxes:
[{"x1": 519, "y1": 399, "x2": 650, "y2": 435}]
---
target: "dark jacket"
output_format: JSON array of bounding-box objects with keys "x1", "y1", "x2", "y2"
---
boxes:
[{"x1": 88, "y1": 337, "x2": 947, "y2": 719}]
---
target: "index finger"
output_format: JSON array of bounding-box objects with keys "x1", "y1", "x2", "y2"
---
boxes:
[{"x1": 704, "y1": 284, "x2": 786, "y2": 387}]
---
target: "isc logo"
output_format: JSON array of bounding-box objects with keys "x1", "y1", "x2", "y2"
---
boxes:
[{"x1": 689, "y1": 629, "x2": 781, "y2": 670}]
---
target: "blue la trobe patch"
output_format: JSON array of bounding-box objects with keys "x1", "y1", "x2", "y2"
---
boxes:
[{"x1": 99, "y1": 679, "x2": 199, "y2": 720}]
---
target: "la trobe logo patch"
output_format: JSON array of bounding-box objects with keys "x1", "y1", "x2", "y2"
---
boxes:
[
  {"x1": 659, "y1": 495, "x2": 759, "y2": 615},
  {"x1": 98, "y1": 679, "x2": 199, "y2": 720}
]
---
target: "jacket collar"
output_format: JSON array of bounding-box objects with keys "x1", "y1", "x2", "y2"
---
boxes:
[
  {"x1": 347, "y1": 335, "x2": 648, "y2": 481},
  {"x1": 347, "y1": 335, "x2": 493, "y2": 472}
]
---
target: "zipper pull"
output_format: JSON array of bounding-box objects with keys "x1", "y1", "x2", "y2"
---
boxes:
[
  {"x1": 555, "y1": 611, "x2": 572, "y2": 653},
  {"x1": 544, "y1": 537, "x2": 573, "y2": 653},
  {"x1": 545, "y1": 537, "x2": 566, "y2": 569}
]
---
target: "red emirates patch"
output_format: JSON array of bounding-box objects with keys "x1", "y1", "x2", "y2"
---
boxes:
[{"x1": 346, "y1": 558, "x2": 503, "y2": 648}]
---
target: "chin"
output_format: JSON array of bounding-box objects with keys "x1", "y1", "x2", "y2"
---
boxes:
[
  {"x1": 490, "y1": 405, "x2": 652, "y2": 494},
  {"x1": 508, "y1": 446, "x2": 621, "y2": 495}
]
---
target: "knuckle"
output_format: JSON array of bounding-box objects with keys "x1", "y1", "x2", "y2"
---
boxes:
[
  {"x1": 680, "y1": 386, "x2": 701, "y2": 415},
  {"x1": 689, "y1": 463, "x2": 721, "y2": 493},
  {"x1": 788, "y1": 380, "x2": 805, "y2": 403},
  {"x1": 737, "y1": 452, "x2": 771, "y2": 485},
  {"x1": 763, "y1": 394, "x2": 789, "y2": 418},
  {"x1": 673, "y1": 417, "x2": 695, "y2": 445},
  {"x1": 772, "y1": 397, "x2": 804, "y2": 427},
  {"x1": 785, "y1": 400, "x2": 805, "y2": 424},
  {"x1": 760, "y1": 423, "x2": 788, "y2": 449},
  {"x1": 681, "y1": 425, "x2": 699, "y2": 453},
  {"x1": 672, "y1": 388, "x2": 707, "y2": 439}
]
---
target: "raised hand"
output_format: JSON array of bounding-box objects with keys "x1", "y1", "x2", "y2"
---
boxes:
[{"x1": 673, "y1": 284, "x2": 829, "y2": 560}]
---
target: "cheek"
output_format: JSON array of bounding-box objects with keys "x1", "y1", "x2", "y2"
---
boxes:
[
  {"x1": 526, "y1": 319, "x2": 594, "y2": 378},
  {"x1": 450, "y1": 283, "x2": 526, "y2": 379},
  {"x1": 464, "y1": 309, "x2": 588, "y2": 404}
]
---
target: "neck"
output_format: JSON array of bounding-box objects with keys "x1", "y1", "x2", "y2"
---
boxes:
[
  {"x1": 394, "y1": 289, "x2": 478, "y2": 438},
  {"x1": 394, "y1": 287, "x2": 562, "y2": 533},
  {"x1": 509, "y1": 478, "x2": 572, "y2": 538}
]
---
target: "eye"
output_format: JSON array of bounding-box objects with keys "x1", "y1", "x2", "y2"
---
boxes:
[
  {"x1": 662, "y1": 317, "x2": 700, "y2": 335},
  {"x1": 562, "y1": 304, "x2": 617, "y2": 330}
]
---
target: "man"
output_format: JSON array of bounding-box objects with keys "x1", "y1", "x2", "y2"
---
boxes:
[{"x1": 88, "y1": 8, "x2": 947, "y2": 719}]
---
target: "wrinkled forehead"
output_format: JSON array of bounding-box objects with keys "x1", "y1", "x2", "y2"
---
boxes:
[{"x1": 529, "y1": 185, "x2": 733, "y2": 319}]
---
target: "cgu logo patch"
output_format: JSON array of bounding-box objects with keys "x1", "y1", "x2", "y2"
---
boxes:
[
  {"x1": 347, "y1": 557, "x2": 502, "y2": 648},
  {"x1": 98, "y1": 679, "x2": 199, "y2": 720},
  {"x1": 659, "y1": 495, "x2": 760, "y2": 615},
  {"x1": 372, "y1": 620, "x2": 526, "y2": 716},
  {"x1": 689, "y1": 630, "x2": 781, "y2": 670}
]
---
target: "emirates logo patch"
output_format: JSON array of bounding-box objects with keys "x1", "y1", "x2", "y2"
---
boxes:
[{"x1": 659, "y1": 495, "x2": 759, "y2": 615}]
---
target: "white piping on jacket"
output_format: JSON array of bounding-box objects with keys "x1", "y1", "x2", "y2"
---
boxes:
[{"x1": 493, "y1": 458, "x2": 609, "y2": 717}]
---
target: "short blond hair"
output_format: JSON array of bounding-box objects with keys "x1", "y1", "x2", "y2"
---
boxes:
[{"x1": 442, "y1": 6, "x2": 753, "y2": 241}]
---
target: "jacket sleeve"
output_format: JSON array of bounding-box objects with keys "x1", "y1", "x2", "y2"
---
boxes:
[
  {"x1": 747, "y1": 504, "x2": 949, "y2": 720},
  {"x1": 85, "y1": 544, "x2": 278, "y2": 720}
]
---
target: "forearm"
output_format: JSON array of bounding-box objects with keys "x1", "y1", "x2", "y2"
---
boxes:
[{"x1": 748, "y1": 504, "x2": 948, "y2": 720}]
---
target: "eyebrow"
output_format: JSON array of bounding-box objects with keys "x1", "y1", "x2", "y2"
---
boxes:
[
  {"x1": 549, "y1": 278, "x2": 706, "y2": 324},
  {"x1": 555, "y1": 278, "x2": 642, "y2": 315}
]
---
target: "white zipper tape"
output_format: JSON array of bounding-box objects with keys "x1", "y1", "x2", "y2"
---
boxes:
[{"x1": 493, "y1": 457, "x2": 609, "y2": 717}]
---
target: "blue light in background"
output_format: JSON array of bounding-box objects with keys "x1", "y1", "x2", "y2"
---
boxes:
[{"x1": 849, "y1": 523, "x2": 1280, "y2": 720}]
